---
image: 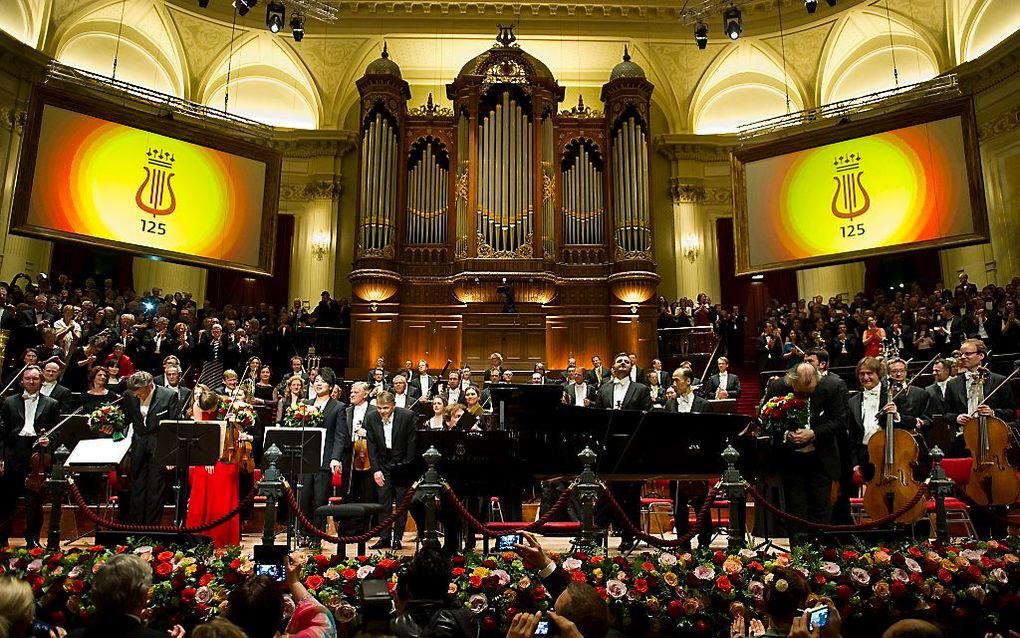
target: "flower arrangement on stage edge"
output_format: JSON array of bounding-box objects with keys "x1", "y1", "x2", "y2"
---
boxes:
[
  {"x1": 759, "y1": 392, "x2": 809, "y2": 439},
  {"x1": 2, "y1": 538, "x2": 1019, "y2": 637},
  {"x1": 86, "y1": 404, "x2": 127, "y2": 442},
  {"x1": 282, "y1": 403, "x2": 324, "y2": 429}
]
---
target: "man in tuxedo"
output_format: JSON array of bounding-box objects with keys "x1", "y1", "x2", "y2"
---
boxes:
[
  {"x1": 17, "y1": 293, "x2": 53, "y2": 356},
  {"x1": 40, "y1": 360, "x2": 74, "y2": 413},
  {"x1": 389, "y1": 374, "x2": 420, "y2": 409},
  {"x1": 649, "y1": 358, "x2": 671, "y2": 388},
  {"x1": 727, "y1": 306, "x2": 747, "y2": 364},
  {"x1": 924, "y1": 358, "x2": 954, "y2": 420},
  {"x1": 586, "y1": 355, "x2": 609, "y2": 388},
  {"x1": 803, "y1": 348, "x2": 853, "y2": 524},
  {"x1": 886, "y1": 357, "x2": 931, "y2": 432},
  {"x1": 340, "y1": 381, "x2": 378, "y2": 507},
  {"x1": 0, "y1": 365, "x2": 59, "y2": 548},
  {"x1": 848, "y1": 357, "x2": 902, "y2": 472},
  {"x1": 626, "y1": 353, "x2": 643, "y2": 384},
  {"x1": 559, "y1": 358, "x2": 578, "y2": 384},
  {"x1": 664, "y1": 367, "x2": 712, "y2": 549},
  {"x1": 761, "y1": 362, "x2": 847, "y2": 545},
  {"x1": 414, "y1": 359, "x2": 435, "y2": 400},
  {"x1": 159, "y1": 364, "x2": 193, "y2": 408},
  {"x1": 139, "y1": 316, "x2": 174, "y2": 373},
  {"x1": 886, "y1": 313, "x2": 913, "y2": 359},
  {"x1": 123, "y1": 371, "x2": 180, "y2": 525},
  {"x1": 933, "y1": 306, "x2": 963, "y2": 356},
  {"x1": 366, "y1": 391, "x2": 417, "y2": 550},
  {"x1": 756, "y1": 321, "x2": 783, "y2": 371},
  {"x1": 299, "y1": 367, "x2": 346, "y2": 540},
  {"x1": 954, "y1": 272, "x2": 978, "y2": 298},
  {"x1": 563, "y1": 367, "x2": 596, "y2": 407},
  {"x1": 965, "y1": 305, "x2": 1000, "y2": 351},
  {"x1": 595, "y1": 353, "x2": 652, "y2": 551},
  {"x1": 701, "y1": 356, "x2": 741, "y2": 400},
  {"x1": 443, "y1": 370, "x2": 463, "y2": 405},
  {"x1": 368, "y1": 368, "x2": 388, "y2": 400}
]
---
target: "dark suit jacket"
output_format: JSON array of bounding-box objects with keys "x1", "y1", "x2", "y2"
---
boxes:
[
  {"x1": 302, "y1": 397, "x2": 346, "y2": 470},
  {"x1": 763, "y1": 376, "x2": 847, "y2": 480},
  {"x1": 756, "y1": 334, "x2": 784, "y2": 371},
  {"x1": 585, "y1": 366, "x2": 610, "y2": 387},
  {"x1": 365, "y1": 406, "x2": 417, "y2": 485},
  {"x1": 564, "y1": 382, "x2": 597, "y2": 406},
  {"x1": 925, "y1": 381, "x2": 950, "y2": 416},
  {"x1": 123, "y1": 385, "x2": 180, "y2": 464},
  {"x1": 595, "y1": 379, "x2": 652, "y2": 411},
  {"x1": 44, "y1": 383, "x2": 75, "y2": 413},
  {"x1": 848, "y1": 386, "x2": 890, "y2": 468},
  {"x1": 412, "y1": 374, "x2": 436, "y2": 399},
  {"x1": 340, "y1": 402, "x2": 378, "y2": 463},
  {"x1": 894, "y1": 384, "x2": 931, "y2": 430},
  {"x1": 67, "y1": 613, "x2": 166, "y2": 638},
  {"x1": 664, "y1": 393, "x2": 710, "y2": 413},
  {"x1": 944, "y1": 371, "x2": 1017, "y2": 425},
  {"x1": 627, "y1": 365, "x2": 644, "y2": 384},
  {"x1": 0, "y1": 393, "x2": 59, "y2": 464},
  {"x1": 701, "y1": 373, "x2": 741, "y2": 399}
]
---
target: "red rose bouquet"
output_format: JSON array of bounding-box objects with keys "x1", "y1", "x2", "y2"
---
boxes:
[
  {"x1": 87, "y1": 404, "x2": 127, "y2": 442},
  {"x1": 283, "y1": 403, "x2": 324, "y2": 429},
  {"x1": 759, "y1": 393, "x2": 809, "y2": 439}
]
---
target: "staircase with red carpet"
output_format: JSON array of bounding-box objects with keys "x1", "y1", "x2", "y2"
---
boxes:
[{"x1": 729, "y1": 362, "x2": 761, "y2": 416}]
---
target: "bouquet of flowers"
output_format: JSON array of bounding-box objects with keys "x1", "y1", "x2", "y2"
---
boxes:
[
  {"x1": 758, "y1": 393, "x2": 809, "y2": 439},
  {"x1": 87, "y1": 404, "x2": 127, "y2": 442},
  {"x1": 283, "y1": 403, "x2": 324, "y2": 429},
  {"x1": 225, "y1": 403, "x2": 257, "y2": 430}
]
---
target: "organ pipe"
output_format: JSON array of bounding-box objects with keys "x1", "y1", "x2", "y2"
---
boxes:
[
  {"x1": 405, "y1": 140, "x2": 449, "y2": 245},
  {"x1": 609, "y1": 116, "x2": 649, "y2": 254},
  {"x1": 562, "y1": 143, "x2": 604, "y2": 246},
  {"x1": 359, "y1": 112, "x2": 400, "y2": 251}
]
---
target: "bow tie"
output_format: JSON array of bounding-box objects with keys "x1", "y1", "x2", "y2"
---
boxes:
[
  {"x1": 863, "y1": 387, "x2": 880, "y2": 397},
  {"x1": 613, "y1": 378, "x2": 628, "y2": 386},
  {"x1": 23, "y1": 392, "x2": 38, "y2": 401}
]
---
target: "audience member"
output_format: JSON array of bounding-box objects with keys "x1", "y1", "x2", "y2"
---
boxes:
[
  {"x1": 391, "y1": 547, "x2": 476, "y2": 638},
  {"x1": 67, "y1": 554, "x2": 174, "y2": 638}
]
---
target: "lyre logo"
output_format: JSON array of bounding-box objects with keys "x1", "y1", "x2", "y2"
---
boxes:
[
  {"x1": 135, "y1": 148, "x2": 177, "y2": 216},
  {"x1": 830, "y1": 153, "x2": 870, "y2": 220}
]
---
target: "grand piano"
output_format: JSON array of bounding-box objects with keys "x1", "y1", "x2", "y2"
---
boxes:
[{"x1": 409, "y1": 384, "x2": 756, "y2": 485}]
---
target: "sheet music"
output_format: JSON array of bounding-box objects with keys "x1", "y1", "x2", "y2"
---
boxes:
[{"x1": 65, "y1": 425, "x2": 133, "y2": 466}]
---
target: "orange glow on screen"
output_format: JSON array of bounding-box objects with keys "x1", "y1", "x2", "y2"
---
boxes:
[
  {"x1": 25, "y1": 105, "x2": 267, "y2": 268},
  {"x1": 743, "y1": 116, "x2": 974, "y2": 270}
]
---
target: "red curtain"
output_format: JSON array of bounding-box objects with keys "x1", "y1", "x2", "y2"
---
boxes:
[
  {"x1": 716, "y1": 217, "x2": 797, "y2": 325},
  {"x1": 206, "y1": 213, "x2": 294, "y2": 308}
]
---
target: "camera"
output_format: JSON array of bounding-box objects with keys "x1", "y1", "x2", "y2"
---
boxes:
[
  {"x1": 534, "y1": 619, "x2": 558, "y2": 636},
  {"x1": 30, "y1": 620, "x2": 55, "y2": 638},
  {"x1": 253, "y1": 544, "x2": 287, "y2": 583},
  {"x1": 360, "y1": 578, "x2": 393, "y2": 634},
  {"x1": 495, "y1": 533, "x2": 523, "y2": 552},
  {"x1": 805, "y1": 604, "x2": 829, "y2": 631},
  {"x1": 254, "y1": 563, "x2": 286, "y2": 582}
]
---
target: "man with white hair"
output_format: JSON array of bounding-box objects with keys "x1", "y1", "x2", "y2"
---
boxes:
[{"x1": 124, "y1": 371, "x2": 180, "y2": 524}]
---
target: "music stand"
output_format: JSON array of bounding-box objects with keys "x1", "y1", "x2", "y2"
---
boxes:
[
  {"x1": 155, "y1": 420, "x2": 224, "y2": 526},
  {"x1": 263, "y1": 427, "x2": 325, "y2": 548}
]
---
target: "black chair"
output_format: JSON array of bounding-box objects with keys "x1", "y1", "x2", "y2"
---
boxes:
[{"x1": 313, "y1": 502, "x2": 387, "y2": 557}]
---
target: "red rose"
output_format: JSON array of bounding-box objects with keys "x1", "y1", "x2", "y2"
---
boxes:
[
  {"x1": 694, "y1": 619, "x2": 709, "y2": 635},
  {"x1": 89, "y1": 545, "x2": 104, "y2": 553},
  {"x1": 452, "y1": 555, "x2": 466, "y2": 567},
  {"x1": 842, "y1": 550, "x2": 858, "y2": 560},
  {"x1": 533, "y1": 585, "x2": 547, "y2": 601},
  {"x1": 341, "y1": 568, "x2": 357, "y2": 580},
  {"x1": 634, "y1": 578, "x2": 648, "y2": 594},
  {"x1": 482, "y1": 617, "x2": 497, "y2": 632},
  {"x1": 595, "y1": 586, "x2": 608, "y2": 600},
  {"x1": 305, "y1": 575, "x2": 325, "y2": 591},
  {"x1": 50, "y1": 611, "x2": 65, "y2": 626},
  {"x1": 909, "y1": 572, "x2": 922, "y2": 585},
  {"x1": 313, "y1": 554, "x2": 330, "y2": 567},
  {"x1": 28, "y1": 547, "x2": 44, "y2": 558},
  {"x1": 372, "y1": 566, "x2": 388, "y2": 579},
  {"x1": 573, "y1": 552, "x2": 588, "y2": 561},
  {"x1": 469, "y1": 576, "x2": 483, "y2": 589},
  {"x1": 157, "y1": 551, "x2": 174, "y2": 562},
  {"x1": 181, "y1": 587, "x2": 196, "y2": 604},
  {"x1": 483, "y1": 559, "x2": 497, "y2": 569},
  {"x1": 937, "y1": 568, "x2": 953, "y2": 584},
  {"x1": 713, "y1": 551, "x2": 726, "y2": 565},
  {"x1": 70, "y1": 579, "x2": 85, "y2": 594},
  {"x1": 199, "y1": 573, "x2": 215, "y2": 587},
  {"x1": 451, "y1": 567, "x2": 465, "y2": 577},
  {"x1": 156, "y1": 562, "x2": 173, "y2": 577},
  {"x1": 642, "y1": 561, "x2": 655, "y2": 572},
  {"x1": 485, "y1": 575, "x2": 501, "y2": 590},
  {"x1": 716, "y1": 575, "x2": 733, "y2": 593},
  {"x1": 835, "y1": 585, "x2": 853, "y2": 602},
  {"x1": 907, "y1": 546, "x2": 923, "y2": 558},
  {"x1": 668, "y1": 600, "x2": 684, "y2": 617},
  {"x1": 506, "y1": 608, "x2": 519, "y2": 623},
  {"x1": 571, "y1": 571, "x2": 587, "y2": 584},
  {"x1": 815, "y1": 575, "x2": 827, "y2": 586},
  {"x1": 230, "y1": 559, "x2": 241, "y2": 569}
]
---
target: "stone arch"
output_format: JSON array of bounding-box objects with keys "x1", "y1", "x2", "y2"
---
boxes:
[
  {"x1": 818, "y1": 9, "x2": 941, "y2": 106},
  {"x1": 200, "y1": 31, "x2": 321, "y2": 129},
  {"x1": 0, "y1": 0, "x2": 48, "y2": 48},
  {"x1": 957, "y1": 0, "x2": 1020, "y2": 63},
  {"x1": 52, "y1": 0, "x2": 188, "y2": 99},
  {"x1": 690, "y1": 42, "x2": 806, "y2": 134}
]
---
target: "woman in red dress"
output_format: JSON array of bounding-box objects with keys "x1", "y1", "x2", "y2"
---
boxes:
[
  {"x1": 186, "y1": 384, "x2": 248, "y2": 547},
  {"x1": 862, "y1": 316, "x2": 886, "y2": 358}
]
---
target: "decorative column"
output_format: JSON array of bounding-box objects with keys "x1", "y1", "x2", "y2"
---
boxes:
[
  {"x1": 285, "y1": 180, "x2": 340, "y2": 305},
  {"x1": 0, "y1": 103, "x2": 52, "y2": 281},
  {"x1": 795, "y1": 263, "x2": 866, "y2": 302},
  {"x1": 669, "y1": 180, "x2": 715, "y2": 301}
]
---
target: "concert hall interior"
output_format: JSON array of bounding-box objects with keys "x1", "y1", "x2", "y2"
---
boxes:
[{"x1": 1, "y1": 1, "x2": 1020, "y2": 638}]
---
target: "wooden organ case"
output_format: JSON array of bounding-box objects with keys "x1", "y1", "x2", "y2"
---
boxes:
[{"x1": 349, "y1": 28, "x2": 661, "y2": 372}]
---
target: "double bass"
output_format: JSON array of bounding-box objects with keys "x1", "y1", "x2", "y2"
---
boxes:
[
  {"x1": 862, "y1": 357, "x2": 935, "y2": 524},
  {"x1": 962, "y1": 366, "x2": 1020, "y2": 506}
]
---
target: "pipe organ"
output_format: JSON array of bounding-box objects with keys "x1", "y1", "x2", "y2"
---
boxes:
[
  {"x1": 405, "y1": 138, "x2": 449, "y2": 245},
  {"x1": 350, "y1": 30, "x2": 661, "y2": 374}
]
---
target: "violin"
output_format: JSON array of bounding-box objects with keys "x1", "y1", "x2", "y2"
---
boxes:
[
  {"x1": 26, "y1": 404, "x2": 87, "y2": 492},
  {"x1": 861, "y1": 357, "x2": 935, "y2": 525},
  {"x1": 223, "y1": 366, "x2": 257, "y2": 474},
  {"x1": 353, "y1": 421, "x2": 371, "y2": 472},
  {"x1": 962, "y1": 366, "x2": 1020, "y2": 506}
]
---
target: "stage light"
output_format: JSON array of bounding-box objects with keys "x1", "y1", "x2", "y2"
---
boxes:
[
  {"x1": 233, "y1": 0, "x2": 256, "y2": 17},
  {"x1": 694, "y1": 21, "x2": 708, "y2": 50},
  {"x1": 291, "y1": 14, "x2": 305, "y2": 41},
  {"x1": 198, "y1": 0, "x2": 210, "y2": 7},
  {"x1": 805, "y1": 0, "x2": 818, "y2": 13},
  {"x1": 723, "y1": 6, "x2": 742, "y2": 40},
  {"x1": 266, "y1": 1, "x2": 285, "y2": 33},
  {"x1": 826, "y1": 0, "x2": 837, "y2": 6}
]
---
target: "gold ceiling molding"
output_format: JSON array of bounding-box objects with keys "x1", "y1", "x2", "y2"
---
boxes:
[
  {"x1": 343, "y1": 1, "x2": 683, "y2": 19},
  {"x1": 279, "y1": 180, "x2": 341, "y2": 201},
  {"x1": 653, "y1": 133, "x2": 737, "y2": 162},
  {"x1": 270, "y1": 132, "x2": 358, "y2": 158},
  {"x1": 979, "y1": 105, "x2": 1020, "y2": 142}
]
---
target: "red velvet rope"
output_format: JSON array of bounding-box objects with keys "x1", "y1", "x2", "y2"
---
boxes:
[
  {"x1": 745, "y1": 483, "x2": 928, "y2": 531},
  {"x1": 282, "y1": 484, "x2": 417, "y2": 544},
  {"x1": 600, "y1": 482, "x2": 721, "y2": 548},
  {"x1": 68, "y1": 479, "x2": 261, "y2": 534},
  {"x1": 440, "y1": 481, "x2": 577, "y2": 538}
]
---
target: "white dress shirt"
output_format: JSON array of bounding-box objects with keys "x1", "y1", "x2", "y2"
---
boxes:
[
  {"x1": 612, "y1": 377, "x2": 630, "y2": 410},
  {"x1": 40, "y1": 381, "x2": 56, "y2": 397},
  {"x1": 394, "y1": 392, "x2": 407, "y2": 408},
  {"x1": 383, "y1": 418, "x2": 394, "y2": 449},
  {"x1": 965, "y1": 371, "x2": 983, "y2": 414},
  {"x1": 861, "y1": 387, "x2": 881, "y2": 443},
  {"x1": 717, "y1": 372, "x2": 728, "y2": 395},
  {"x1": 572, "y1": 382, "x2": 587, "y2": 407},
  {"x1": 351, "y1": 402, "x2": 368, "y2": 439},
  {"x1": 448, "y1": 387, "x2": 461, "y2": 404},
  {"x1": 676, "y1": 391, "x2": 694, "y2": 413},
  {"x1": 418, "y1": 374, "x2": 430, "y2": 397},
  {"x1": 20, "y1": 392, "x2": 39, "y2": 437}
]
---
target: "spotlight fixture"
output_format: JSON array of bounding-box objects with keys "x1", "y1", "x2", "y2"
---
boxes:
[
  {"x1": 826, "y1": 0, "x2": 837, "y2": 6},
  {"x1": 723, "y1": 5, "x2": 742, "y2": 41},
  {"x1": 291, "y1": 14, "x2": 305, "y2": 41},
  {"x1": 266, "y1": 1, "x2": 285, "y2": 32},
  {"x1": 805, "y1": 0, "x2": 818, "y2": 12},
  {"x1": 234, "y1": 0, "x2": 256, "y2": 16},
  {"x1": 198, "y1": 0, "x2": 210, "y2": 7},
  {"x1": 694, "y1": 21, "x2": 708, "y2": 50}
]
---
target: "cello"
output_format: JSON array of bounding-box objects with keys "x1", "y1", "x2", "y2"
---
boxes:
[
  {"x1": 962, "y1": 366, "x2": 1020, "y2": 506},
  {"x1": 862, "y1": 357, "x2": 936, "y2": 525}
]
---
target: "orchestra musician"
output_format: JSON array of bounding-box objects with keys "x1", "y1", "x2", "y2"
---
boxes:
[
  {"x1": 365, "y1": 391, "x2": 417, "y2": 550},
  {"x1": 425, "y1": 396, "x2": 447, "y2": 431},
  {"x1": 414, "y1": 359, "x2": 435, "y2": 401},
  {"x1": 848, "y1": 357, "x2": 900, "y2": 473},
  {"x1": 340, "y1": 382, "x2": 378, "y2": 508},
  {"x1": 39, "y1": 360, "x2": 74, "y2": 413},
  {"x1": 646, "y1": 369, "x2": 667, "y2": 409},
  {"x1": 595, "y1": 352, "x2": 652, "y2": 552},
  {"x1": 390, "y1": 374, "x2": 419, "y2": 409},
  {"x1": 563, "y1": 367, "x2": 596, "y2": 407},
  {"x1": 802, "y1": 348, "x2": 853, "y2": 525},
  {"x1": 123, "y1": 370, "x2": 180, "y2": 525},
  {"x1": 299, "y1": 367, "x2": 346, "y2": 542},
  {"x1": 885, "y1": 358, "x2": 931, "y2": 432},
  {"x1": 665, "y1": 367, "x2": 712, "y2": 550},
  {"x1": 368, "y1": 368, "x2": 388, "y2": 400},
  {"x1": 443, "y1": 371, "x2": 463, "y2": 405},
  {"x1": 761, "y1": 362, "x2": 846, "y2": 545},
  {"x1": 0, "y1": 365, "x2": 58, "y2": 548},
  {"x1": 701, "y1": 356, "x2": 741, "y2": 400},
  {"x1": 489, "y1": 352, "x2": 506, "y2": 376},
  {"x1": 924, "y1": 358, "x2": 954, "y2": 421},
  {"x1": 586, "y1": 355, "x2": 609, "y2": 388}
]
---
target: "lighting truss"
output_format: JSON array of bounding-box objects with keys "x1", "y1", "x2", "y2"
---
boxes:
[{"x1": 285, "y1": 0, "x2": 338, "y2": 23}]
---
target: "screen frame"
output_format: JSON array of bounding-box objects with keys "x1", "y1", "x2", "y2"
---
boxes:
[
  {"x1": 11, "y1": 83, "x2": 281, "y2": 276},
  {"x1": 730, "y1": 97, "x2": 989, "y2": 275}
]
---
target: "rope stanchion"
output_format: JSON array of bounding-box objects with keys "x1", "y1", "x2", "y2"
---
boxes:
[
  {"x1": 68, "y1": 479, "x2": 261, "y2": 534},
  {"x1": 601, "y1": 481, "x2": 720, "y2": 549},
  {"x1": 283, "y1": 484, "x2": 416, "y2": 545},
  {"x1": 746, "y1": 483, "x2": 928, "y2": 531},
  {"x1": 441, "y1": 481, "x2": 577, "y2": 538}
]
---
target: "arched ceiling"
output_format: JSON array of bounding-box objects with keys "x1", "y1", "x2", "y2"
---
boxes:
[{"x1": 2, "y1": 0, "x2": 1017, "y2": 133}]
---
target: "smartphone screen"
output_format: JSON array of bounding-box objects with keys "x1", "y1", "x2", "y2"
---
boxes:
[
  {"x1": 255, "y1": 563, "x2": 286, "y2": 582},
  {"x1": 534, "y1": 620, "x2": 550, "y2": 636},
  {"x1": 495, "y1": 533, "x2": 522, "y2": 552},
  {"x1": 809, "y1": 606, "x2": 829, "y2": 630}
]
